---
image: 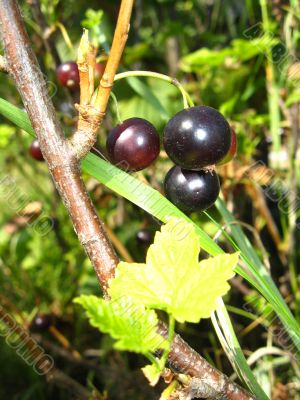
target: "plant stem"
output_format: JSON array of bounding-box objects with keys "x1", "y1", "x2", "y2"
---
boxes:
[
  {"x1": 159, "y1": 315, "x2": 175, "y2": 370},
  {"x1": 259, "y1": 0, "x2": 281, "y2": 162},
  {"x1": 93, "y1": 0, "x2": 134, "y2": 111},
  {"x1": 114, "y1": 70, "x2": 194, "y2": 109},
  {"x1": 146, "y1": 352, "x2": 160, "y2": 368},
  {"x1": 55, "y1": 21, "x2": 74, "y2": 50},
  {"x1": 287, "y1": 103, "x2": 300, "y2": 317}
]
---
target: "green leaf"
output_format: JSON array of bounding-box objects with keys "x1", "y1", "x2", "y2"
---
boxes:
[
  {"x1": 109, "y1": 218, "x2": 238, "y2": 323},
  {"x1": 141, "y1": 363, "x2": 161, "y2": 387},
  {"x1": 0, "y1": 99, "x2": 35, "y2": 137},
  {"x1": 81, "y1": 9, "x2": 104, "y2": 29},
  {"x1": 180, "y1": 38, "x2": 279, "y2": 72},
  {"x1": 285, "y1": 89, "x2": 300, "y2": 107},
  {"x1": 212, "y1": 299, "x2": 269, "y2": 400},
  {"x1": 74, "y1": 295, "x2": 167, "y2": 354}
]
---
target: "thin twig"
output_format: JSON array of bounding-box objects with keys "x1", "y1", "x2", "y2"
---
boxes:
[
  {"x1": 70, "y1": 0, "x2": 134, "y2": 160},
  {"x1": 287, "y1": 103, "x2": 300, "y2": 315},
  {"x1": 245, "y1": 184, "x2": 287, "y2": 266},
  {"x1": 77, "y1": 29, "x2": 94, "y2": 106},
  {"x1": 28, "y1": 0, "x2": 61, "y2": 68},
  {"x1": 94, "y1": 0, "x2": 133, "y2": 112}
]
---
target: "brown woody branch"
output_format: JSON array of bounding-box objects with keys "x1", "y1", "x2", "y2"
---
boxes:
[{"x1": 0, "y1": 1, "x2": 255, "y2": 399}]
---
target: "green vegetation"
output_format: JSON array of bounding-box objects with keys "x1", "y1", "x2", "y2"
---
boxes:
[{"x1": 0, "y1": 0, "x2": 299, "y2": 398}]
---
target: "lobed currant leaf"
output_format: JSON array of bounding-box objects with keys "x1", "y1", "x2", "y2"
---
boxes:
[
  {"x1": 74, "y1": 295, "x2": 167, "y2": 354},
  {"x1": 109, "y1": 218, "x2": 239, "y2": 323}
]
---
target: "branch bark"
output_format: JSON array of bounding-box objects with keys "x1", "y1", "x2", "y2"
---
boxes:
[{"x1": 0, "y1": 1, "x2": 255, "y2": 399}]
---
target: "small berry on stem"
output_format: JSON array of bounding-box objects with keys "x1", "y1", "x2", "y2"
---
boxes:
[
  {"x1": 136, "y1": 228, "x2": 153, "y2": 245},
  {"x1": 163, "y1": 106, "x2": 231, "y2": 170},
  {"x1": 29, "y1": 139, "x2": 44, "y2": 161},
  {"x1": 164, "y1": 166, "x2": 220, "y2": 213},
  {"x1": 56, "y1": 61, "x2": 80, "y2": 90},
  {"x1": 106, "y1": 118, "x2": 160, "y2": 171}
]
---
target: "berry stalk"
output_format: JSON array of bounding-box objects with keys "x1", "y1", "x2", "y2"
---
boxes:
[{"x1": 114, "y1": 70, "x2": 194, "y2": 108}]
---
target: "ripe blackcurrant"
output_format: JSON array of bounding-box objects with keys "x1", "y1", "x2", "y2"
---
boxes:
[
  {"x1": 217, "y1": 128, "x2": 237, "y2": 165},
  {"x1": 29, "y1": 139, "x2": 44, "y2": 161},
  {"x1": 56, "y1": 61, "x2": 80, "y2": 90},
  {"x1": 163, "y1": 106, "x2": 231, "y2": 170},
  {"x1": 31, "y1": 314, "x2": 53, "y2": 332},
  {"x1": 164, "y1": 166, "x2": 220, "y2": 213},
  {"x1": 136, "y1": 229, "x2": 153, "y2": 245},
  {"x1": 106, "y1": 118, "x2": 160, "y2": 171}
]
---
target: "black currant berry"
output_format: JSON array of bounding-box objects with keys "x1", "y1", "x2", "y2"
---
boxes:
[
  {"x1": 31, "y1": 314, "x2": 53, "y2": 332},
  {"x1": 56, "y1": 61, "x2": 80, "y2": 90},
  {"x1": 163, "y1": 106, "x2": 231, "y2": 170},
  {"x1": 106, "y1": 118, "x2": 160, "y2": 171},
  {"x1": 136, "y1": 229, "x2": 153, "y2": 245},
  {"x1": 164, "y1": 166, "x2": 220, "y2": 213},
  {"x1": 29, "y1": 139, "x2": 44, "y2": 161}
]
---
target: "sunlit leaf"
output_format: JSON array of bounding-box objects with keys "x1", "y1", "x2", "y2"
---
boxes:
[
  {"x1": 74, "y1": 295, "x2": 168, "y2": 354},
  {"x1": 109, "y1": 218, "x2": 238, "y2": 323}
]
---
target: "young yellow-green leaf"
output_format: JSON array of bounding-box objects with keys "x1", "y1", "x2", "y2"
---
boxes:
[
  {"x1": 109, "y1": 218, "x2": 238, "y2": 323},
  {"x1": 74, "y1": 295, "x2": 168, "y2": 354},
  {"x1": 142, "y1": 363, "x2": 162, "y2": 387}
]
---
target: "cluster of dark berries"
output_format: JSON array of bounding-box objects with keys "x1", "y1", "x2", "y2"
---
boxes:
[
  {"x1": 163, "y1": 106, "x2": 236, "y2": 213},
  {"x1": 30, "y1": 61, "x2": 236, "y2": 214},
  {"x1": 106, "y1": 106, "x2": 236, "y2": 214}
]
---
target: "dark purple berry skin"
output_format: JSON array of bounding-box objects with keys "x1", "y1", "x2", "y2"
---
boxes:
[
  {"x1": 164, "y1": 166, "x2": 220, "y2": 213},
  {"x1": 29, "y1": 139, "x2": 44, "y2": 161},
  {"x1": 56, "y1": 61, "x2": 80, "y2": 90},
  {"x1": 106, "y1": 118, "x2": 160, "y2": 171},
  {"x1": 31, "y1": 314, "x2": 53, "y2": 332},
  {"x1": 136, "y1": 229, "x2": 153, "y2": 245},
  {"x1": 163, "y1": 106, "x2": 231, "y2": 170}
]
